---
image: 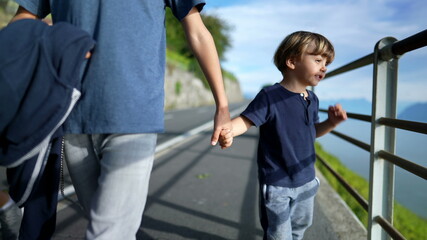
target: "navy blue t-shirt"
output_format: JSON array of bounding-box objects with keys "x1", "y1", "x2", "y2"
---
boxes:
[{"x1": 242, "y1": 83, "x2": 319, "y2": 188}]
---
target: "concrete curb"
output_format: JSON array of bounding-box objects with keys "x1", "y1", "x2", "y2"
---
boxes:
[{"x1": 315, "y1": 168, "x2": 368, "y2": 240}]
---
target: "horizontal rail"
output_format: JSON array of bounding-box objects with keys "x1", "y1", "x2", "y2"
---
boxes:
[
  {"x1": 391, "y1": 29, "x2": 427, "y2": 56},
  {"x1": 324, "y1": 29, "x2": 427, "y2": 78},
  {"x1": 324, "y1": 53, "x2": 374, "y2": 79},
  {"x1": 320, "y1": 109, "x2": 371, "y2": 122},
  {"x1": 348, "y1": 112, "x2": 372, "y2": 123},
  {"x1": 316, "y1": 154, "x2": 369, "y2": 211},
  {"x1": 378, "y1": 117, "x2": 427, "y2": 135},
  {"x1": 330, "y1": 130, "x2": 371, "y2": 152},
  {"x1": 378, "y1": 150, "x2": 427, "y2": 181},
  {"x1": 318, "y1": 30, "x2": 427, "y2": 240},
  {"x1": 374, "y1": 216, "x2": 406, "y2": 240}
]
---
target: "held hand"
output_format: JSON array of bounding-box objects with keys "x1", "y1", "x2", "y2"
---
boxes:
[
  {"x1": 328, "y1": 104, "x2": 347, "y2": 127},
  {"x1": 219, "y1": 129, "x2": 233, "y2": 149},
  {"x1": 211, "y1": 107, "x2": 232, "y2": 146}
]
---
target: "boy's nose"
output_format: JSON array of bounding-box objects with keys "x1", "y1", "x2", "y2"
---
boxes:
[{"x1": 320, "y1": 65, "x2": 327, "y2": 72}]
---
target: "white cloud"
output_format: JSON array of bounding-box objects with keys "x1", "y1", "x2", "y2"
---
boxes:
[{"x1": 206, "y1": 0, "x2": 427, "y2": 102}]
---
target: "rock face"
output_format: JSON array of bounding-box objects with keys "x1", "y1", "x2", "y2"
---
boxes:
[{"x1": 164, "y1": 63, "x2": 244, "y2": 110}]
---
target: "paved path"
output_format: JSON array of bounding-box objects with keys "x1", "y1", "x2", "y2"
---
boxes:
[{"x1": 52, "y1": 126, "x2": 367, "y2": 239}]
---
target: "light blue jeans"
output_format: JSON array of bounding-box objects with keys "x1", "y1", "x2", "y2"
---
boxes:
[
  {"x1": 64, "y1": 133, "x2": 157, "y2": 240},
  {"x1": 261, "y1": 178, "x2": 320, "y2": 240}
]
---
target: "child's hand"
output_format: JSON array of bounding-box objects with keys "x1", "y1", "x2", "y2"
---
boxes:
[
  {"x1": 218, "y1": 129, "x2": 233, "y2": 149},
  {"x1": 328, "y1": 104, "x2": 347, "y2": 126}
]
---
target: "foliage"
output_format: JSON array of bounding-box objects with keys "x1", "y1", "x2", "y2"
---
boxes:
[
  {"x1": 0, "y1": 0, "x2": 17, "y2": 14},
  {"x1": 200, "y1": 13, "x2": 231, "y2": 61},
  {"x1": 0, "y1": 0, "x2": 9, "y2": 10},
  {"x1": 222, "y1": 69, "x2": 237, "y2": 82},
  {"x1": 165, "y1": 8, "x2": 233, "y2": 88},
  {"x1": 315, "y1": 142, "x2": 427, "y2": 240},
  {"x1": 315, "y1": 143, "x2": 369, "y2": 225},
  {"x1": 165, "y1": 9, "x2": 189, "y2": 58},
  {"x1": 166, "y1": 49, "x2": 191, "y2": 70},
  {"x1": 165, "y1": 8, "x2": 231, "y2": 61},
  {"x1": 175, "y1": 81, "x2": 182, "y2": 95},
  {"x1": 0, "y1": 1, "x2": 14, "y2": 28}
]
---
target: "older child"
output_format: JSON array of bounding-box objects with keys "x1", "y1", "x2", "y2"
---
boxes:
[{"x1": 219, "y1": 31, "x2": 347, "y2": 240}]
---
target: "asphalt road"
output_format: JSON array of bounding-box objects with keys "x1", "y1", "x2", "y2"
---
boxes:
[
  {"x1": 159, "y1": 102, "x2": 248, "y2": 145},
  {"x1": 3, "y1": 102, "x2": 368, "y2": 239}
]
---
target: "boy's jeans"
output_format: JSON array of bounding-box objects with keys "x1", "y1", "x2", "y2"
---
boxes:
[
  {"x1": 260, "y1": 178, "x2": 320, "y2": 240},
  {"x1": 64, "y1": 133, "x2": 157, "y2": 240}
]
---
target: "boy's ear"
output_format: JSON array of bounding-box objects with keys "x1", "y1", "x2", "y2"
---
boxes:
[{"x1": 286, "y1": 58, "x2": 296, "y2": 70}]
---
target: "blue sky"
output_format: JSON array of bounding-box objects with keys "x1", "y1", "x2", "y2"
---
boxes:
[{"x1": 204, "y1": 0, "x2": 427, "y2": 103}]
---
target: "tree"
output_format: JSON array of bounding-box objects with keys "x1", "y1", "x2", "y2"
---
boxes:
[
  {"x1": 0, "y1": 0, "x2": 8, "y2": 10},
  {"x1": 201, "y1": 13, "x2": 231, "y2": 61},
  {"x1": 165, "y1": 8, "x2": 233, "y2": 87},
  {"x1": 165, "y1": 8, "x2": 232, "y2": 61}
]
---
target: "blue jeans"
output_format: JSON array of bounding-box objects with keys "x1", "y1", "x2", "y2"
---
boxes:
[
  {"x1": 64, "y1": 133, "x2": 157, "y2": 240},
  {"x1": 260, "y1": 178, "x2": 320, "y2": 240}
]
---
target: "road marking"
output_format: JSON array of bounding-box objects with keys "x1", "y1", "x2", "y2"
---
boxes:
[{"x1": 155, "y1": 105, "x2": 246, "y2": 153}]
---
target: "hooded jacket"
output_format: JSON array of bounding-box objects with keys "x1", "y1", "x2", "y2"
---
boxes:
[
  {"x1": 0, "y1": 19, "x2": 94, "y2": 238},
  {"x1": 0, "y1": 19, "x2": 95, "y2": 239}
]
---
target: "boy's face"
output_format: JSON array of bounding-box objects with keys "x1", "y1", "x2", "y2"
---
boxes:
[{"x1": 292, "y1": 44, "x2": 329, "y2": 87}]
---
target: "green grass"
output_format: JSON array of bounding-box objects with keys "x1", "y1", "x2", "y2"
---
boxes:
[{"x1": 315, "y1": 142, "x2": 427, "y2": 240}]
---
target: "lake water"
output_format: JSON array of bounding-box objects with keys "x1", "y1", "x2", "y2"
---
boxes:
[{"x1": 316, "y1": 117, "x2": 427, "y2": 219}]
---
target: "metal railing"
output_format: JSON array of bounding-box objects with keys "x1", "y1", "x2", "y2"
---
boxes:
[{"x1": 315, "y1": 29, "x2": 427, "y2": 240}]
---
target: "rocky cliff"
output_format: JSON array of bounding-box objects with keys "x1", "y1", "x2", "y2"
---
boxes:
[{"x1": 164, "y1": 63, "x2": 244, "y2": 110}]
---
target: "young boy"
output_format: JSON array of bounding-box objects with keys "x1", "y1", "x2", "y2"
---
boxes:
[{"x1": 219, "y1": 31, "x2": 347, "y2": 240}]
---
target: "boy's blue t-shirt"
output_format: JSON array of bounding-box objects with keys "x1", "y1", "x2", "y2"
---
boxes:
[
  {"x1": 242, "y1": 83, "x2": 320, "y2": 188},
  {"x1": 15, "y1": 0, "x2": 205, "y2": 134}
]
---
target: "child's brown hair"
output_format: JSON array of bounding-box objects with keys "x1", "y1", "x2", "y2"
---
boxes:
[{"x1": 273, "y1": 31, "x2": 335, "y2": 73}]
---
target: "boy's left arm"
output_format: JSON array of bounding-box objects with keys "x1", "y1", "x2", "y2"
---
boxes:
[
  {"x1": 181, "y1": 7, "x2": 231, "y2": 146},
  {"x1": 315, "y1": 104, "x2": 347, "y2": 138}
]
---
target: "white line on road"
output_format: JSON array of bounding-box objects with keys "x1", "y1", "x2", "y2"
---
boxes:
[{"x1": 155, "y1": 105, "x2": 246, "y2": 153}]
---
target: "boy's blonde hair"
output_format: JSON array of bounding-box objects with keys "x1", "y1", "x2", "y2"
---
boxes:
[{"x1": 273, "y1": 31, "x2": 335, "y2": 73}]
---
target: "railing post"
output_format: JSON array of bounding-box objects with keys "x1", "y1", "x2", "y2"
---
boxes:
[{"x1": 368, "y1": 37, "x2": 399, "y2": 240}]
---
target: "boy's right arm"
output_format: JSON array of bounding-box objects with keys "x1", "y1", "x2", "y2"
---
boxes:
[
  {"x1": 231, "y1": 116, "x2": 253, "y2": 137},
  {"x1": 219, "y1": 116, "x2": 253, "y2": 149}
]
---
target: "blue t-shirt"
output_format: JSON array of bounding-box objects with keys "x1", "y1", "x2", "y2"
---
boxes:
[
  {"x1": 15, "y1": 0, "x2": 206, "y2": 134},
  {"x1": 242, "y1": 83, "x2": 320, "y2": 188}
]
